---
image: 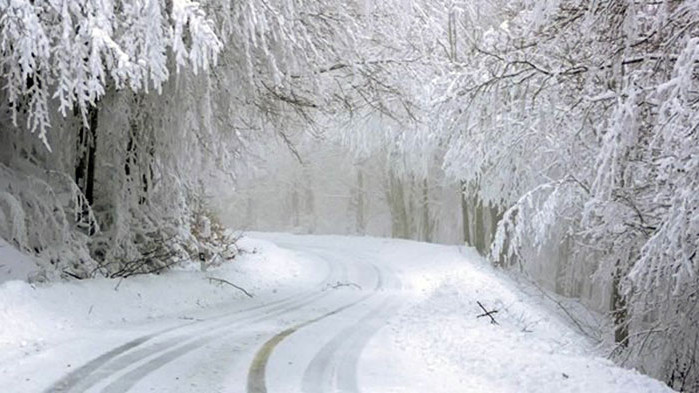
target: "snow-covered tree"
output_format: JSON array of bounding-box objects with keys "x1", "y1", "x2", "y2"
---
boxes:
[
  {"x1": 413, "y1": 0, "x2": 699, "y2": 388},
  {"x1": 3, "y1": 0, "x2": 697, "y2": 388}
]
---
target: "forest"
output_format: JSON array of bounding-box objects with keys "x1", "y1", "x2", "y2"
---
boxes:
[{"x1": 1, "y1": 0, "x2": 697, "y2": 391}]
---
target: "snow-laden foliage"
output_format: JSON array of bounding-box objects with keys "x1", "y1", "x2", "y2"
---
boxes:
[
  {"x1": 0, "y1": 0, "x2": 230, "y2": 279},
  {"x1": 393, "y1": 0, "x2": 699, "y2": 389},
  {"x1": 0, "y1": 0, "x2": 221, "y2": 148},
  {"x1": 0, "y1": 0, "x2": 426, "y2": 275},
  {"x1": 2, "y1": 0, "x2": 697, "y2": 388}
]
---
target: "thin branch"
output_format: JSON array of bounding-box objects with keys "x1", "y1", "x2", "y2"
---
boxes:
[
  {"x1": 476, "y1": 301, "x2": 499, "y2": 325},
  {"x1": 206, "y1": 276, "x2": 254, "y2": 298}
]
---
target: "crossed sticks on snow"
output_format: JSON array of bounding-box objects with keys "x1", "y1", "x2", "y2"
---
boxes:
[{"x1": 476, "y1": 301, "x2": 499, "y2": 325}]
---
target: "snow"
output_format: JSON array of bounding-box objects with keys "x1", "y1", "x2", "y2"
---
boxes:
[
  {"x1": 0, "y1": 237, "x2": 39, "y2": 284},
  {"x1": 360, "y1": 249, "x2": 671, "y2": 393},
  {"x1": 0, "y1": 233, "x2": 673, "y2": 392},
  {"x1": 253, "y1": 234, "x2": 671, "y2": 393},
  {"x1": 0, "y1": 236, "x2": 324, "y2": 389}
]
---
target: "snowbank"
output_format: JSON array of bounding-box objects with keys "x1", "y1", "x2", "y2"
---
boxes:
[
  {"x1": 0, "y1": 238, "x2": 39, "y2": 284},
  {"x1": 0, "y1": 236, "x2": 324, "y2": 364},
  {"x1": 0, "y1": 233, "x2": 675, "y2": 392},
  {"x1": 360, "y1": 241, "x2": 673, "y2": 393}
]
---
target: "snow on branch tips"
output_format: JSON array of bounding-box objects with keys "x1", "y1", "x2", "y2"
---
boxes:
[
  {"x1": 0, "y1": 0, "x2": 222, "y2": 148},
  {"x1": 171, "y1": 0, "x2": 222, "y2": 75}
]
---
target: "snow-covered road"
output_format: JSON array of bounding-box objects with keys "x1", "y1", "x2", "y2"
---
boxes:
[{"x1": 0, "y1": 234, "x2": 673, "y2": 392}]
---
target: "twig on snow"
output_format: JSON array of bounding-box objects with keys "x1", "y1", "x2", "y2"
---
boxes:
[
  {"x1": 206, "y1": 276, "x2": 254, "y2": 298},
  {"x1": 529, "y1": 280, "x2": 598, "y2": 340},
  {"x1": 62, "y1": 270, "x2": 83, "y2": 280},
  {"x1": 477, "y1": 301, "x2": 499, "y2": 325},
  {"x1": 324, "y1": 281, "x2": 362, "y2": 291}
]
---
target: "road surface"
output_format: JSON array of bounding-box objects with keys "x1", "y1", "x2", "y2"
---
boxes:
[
  {"x1": 0, "y1": 234, "x2": 674, "y2": 393},
  {"x1": 43, "y1": 236, "x2": 403, "y2": 393}
]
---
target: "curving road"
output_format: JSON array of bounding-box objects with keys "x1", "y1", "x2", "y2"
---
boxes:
[{"x1": 42, "y1": 236, "x2": 404, "y2": 393}]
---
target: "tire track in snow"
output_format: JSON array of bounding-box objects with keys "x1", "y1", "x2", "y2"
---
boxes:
[
  {"x1": 301, "y1": 263, "x2": 402, "y2": 393},
  {"x1": 99, "y1": 247, "x2": 372, "y2": 393},
  {"x1": 247, "y1": 264, "x2": 385, "y2": 393},
  {"x1": 300, "y1": 298, "x2": 396, "y2": 393},
  {"x1": 45, "y1": 323, "x2": 198, "y2": 393},
  {"x1": 46, "y1": 255, "x2": 341, "y2": 393},
  {"x1": 100, "y1": 293, "x2": 338, "y2": 393},
  {"x1": 61, "y1": 291, "x2": 321, "y2": 393},
  {"x1": 88, "y1": 258, "x2": 347, "y2": 393}
]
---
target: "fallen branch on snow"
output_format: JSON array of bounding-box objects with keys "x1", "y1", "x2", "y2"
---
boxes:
[
  {"x1": 528, "y1": 281, "x2": 599, "y2": 340},
  {"x1": 476, "y1": 301, "x2": 499, "y2": 325},
  {"x1": 206, "y1": 276, "x2": 254, "y2": 298},
  {"x1": 324, "y1": 281, "x2": 362, "y2": 291}
]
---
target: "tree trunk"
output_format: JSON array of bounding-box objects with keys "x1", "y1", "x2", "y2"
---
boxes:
[
  {"x1": 461, "y1": 181, "x2": 471, "y2": 245},
  {"x1": 291, "y1": 187, "x2": 300, "y2": 228},
  {"x1": 75, "y1": 105, "x2": 98, "y2": 235},
  {"x1": 612, "y1": 260, "x2": 629, "y2": 347},
  {"x1": 304, "y1": 180, "x2": 315, "y2": 233},
  {"x1": 486, "y1": 203, "x2": 502, "y2": 248},
  {"x1": 356, "y1": 168, "x2": 366, "y2": 234},
  {"x1": 387, "y1": 171, "x2": 409, "y2": 239},
  {"x1": 124, "y1": 99, "x2": 154, "y2": 206},
  {"x1": 474, "y1": 199, "x2": 485, "y2": 254},
  {"x1": 421, "y1": 178, "x2": 431, "y2": 242}
]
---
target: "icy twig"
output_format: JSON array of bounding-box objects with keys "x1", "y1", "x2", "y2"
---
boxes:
[
  {"x1": 476, "y1": 301, "x2": 499, "y2": 325},
  {"x1": 206, "y1": 277, "x2": 254, "y2": 298}
]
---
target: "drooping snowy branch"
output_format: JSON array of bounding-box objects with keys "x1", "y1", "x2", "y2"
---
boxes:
[{"x1": 0, "y1": 0, "x2": 222, "y2": 148}]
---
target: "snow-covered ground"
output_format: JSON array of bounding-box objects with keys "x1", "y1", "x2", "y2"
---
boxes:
[
  {"x1": 358, "y1": 243, "x2": 667, "y2": 393},
  {"x1": 0, "y1": 237, "x2": 39, "y2": 284},
  {"x1": 0, "y1": 233, "x2": 672, "y2": 392}
]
